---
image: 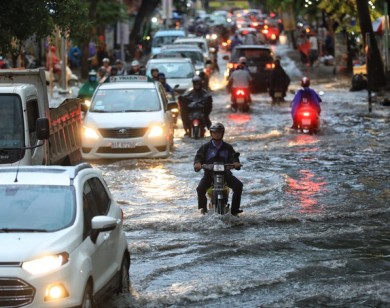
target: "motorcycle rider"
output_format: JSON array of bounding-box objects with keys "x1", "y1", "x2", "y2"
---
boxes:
[
  {"x1": 269, "y1": 58, "x2": 290, "y2": 102},
  {"x1": 291, "y1": 76, "x2": 322, "y2": 129},
  {"x1": 158, "y1": 72, "x2": 175, "y2": 99},
  {"x1": 179, "y1": 76, "x2": 213, "y2": 136},
  {"x1": 228, "y1": 59, "x2": 252, "y2": 106},
  {"x1": 78, "y1": 70, "x2": 99, "y2": 101},
  {"x1": 150, "y1": 67, "x2": 160, "y2": 81},
  {"x1": 193, "y1": 123, "x2": 243, "y2": 215}
]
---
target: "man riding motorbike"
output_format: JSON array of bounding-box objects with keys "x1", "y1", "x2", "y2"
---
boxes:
[
  {"x1": 228, "y1": 60, "x2": 252, "y2": 108},
  {"x1": 179, "y1": 76, "x2": 213, "y2": 136},
  {"x1": 269, "y1": 58, "x2": 290, "y2": 103},
  {"x1": 193, "y1": 123, "x2": 243, "y2": 215},
  {"x1": 291, "y1": 76, "x2": 322, "y2": 129},
  {"x1": 77, "y1": 70, "x2": 99, "y2": 106}
]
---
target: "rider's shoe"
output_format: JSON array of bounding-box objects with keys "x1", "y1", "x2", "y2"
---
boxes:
[{"x1": 200, "y1": 208, "x2": 208, "y2": 215}]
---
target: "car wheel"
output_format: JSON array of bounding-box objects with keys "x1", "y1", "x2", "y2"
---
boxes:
[
  {"x1": 80, "y1": 282, "x2": 93, "y2": 308},
  {"x1": 117, "y1": 255, "x2": 130, "y2": 294}
]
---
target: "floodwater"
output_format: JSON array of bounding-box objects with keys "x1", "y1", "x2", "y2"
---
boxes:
[{"x1": 95, "y1": 45, "x2": 390, "y2": 307}]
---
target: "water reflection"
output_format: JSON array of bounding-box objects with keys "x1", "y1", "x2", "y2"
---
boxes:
[{"x1": 286, "y1": 169, "x2": 327, "y2": 214}]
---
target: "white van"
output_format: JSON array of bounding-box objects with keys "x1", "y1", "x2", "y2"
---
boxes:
[{"x1": 151, "y1": 29, "x2": 186, "y2": 56}]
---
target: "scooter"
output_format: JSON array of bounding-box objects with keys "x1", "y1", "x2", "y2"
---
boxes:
[
  {"x1": 188, "y1": 107, "x2": 206, "y2": 139},
  {"x1": 179, "y1": 96, "x2": 207, "y2": 139},
  {"x1": 296, "y1": 106, "x2": 320, "y2": 134},
  {"x1": 231, "y1": 87, "x2": 250, "y2": 112},
  {"x1": 203, "y1": 163, "x2": 233, "y2": 215},
  {"x1": 203, "y1": 156, "x2": 241, "y2": 215}
]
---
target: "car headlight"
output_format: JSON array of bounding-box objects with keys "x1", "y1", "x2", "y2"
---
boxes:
[
  {"x1": 83, "y1": 126, "x2": 99, "y2": 139},
  {"x1": 84, "y1": 99, "x2": 91, "y2": 108},
  {"x1": 148, "y1": 124, "x2": 164, "y2": 137},
  {"x1": 23, "y1": 252, "x2": 69, "y2": 275}
]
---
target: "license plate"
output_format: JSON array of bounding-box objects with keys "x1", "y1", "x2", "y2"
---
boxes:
[
  {"x1": 302, "y1": 119, "x2": 311, "y2": 125},
  {"x1": 274, "y1": 92, "x2": 283, "y2": 98},
  {"x1": 249, "y1": 66, "x2": 257, "y2": 73},
  {"x1": 111, "y1": 142, "x2": 136, "y2": 149},
  {"x1": 237, "y1": 98, "x2": 245, "y2": 103}
]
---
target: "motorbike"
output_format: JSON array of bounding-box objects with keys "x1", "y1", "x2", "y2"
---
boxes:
[
  {"x1": 168, "y1": 84, "x2": 180, "y2": 127},
  {"x1": 295, "y1": 105, "x2": 320, "y2": 134},
  {"x1": 270, "y1": 86, "x2": 285, "y2": 105},
  {"x1": 231, "y1": 87, "x2": 250, "y2": 112},
  {"x1": 179, "y1": 96, "x2": 208, "y2": 139},
  {"x1": 187, "y1": 101, "x2": 206, "y2": 139},
  {"x1": 202, "y1": 158, "x2": 241, "y2": 215}
]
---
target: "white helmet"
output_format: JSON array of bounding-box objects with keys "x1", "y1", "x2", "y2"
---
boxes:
[
  {"x1": 239, "y1": 56, "x2": 247, "y2": 64},
  {"x1": 131, "y1": 60, "x2": 140, "y2": 66}
]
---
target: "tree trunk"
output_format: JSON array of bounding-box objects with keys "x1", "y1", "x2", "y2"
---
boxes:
[
  {"x1": 128, "y1": 0, "x2": 159, "y2": 60},
  {"x1": 81, "y1": 0, "x2": 98, "y2": 80},
  {"x1": 356, "y1": 0, "x2": 386, "y2": 90}
]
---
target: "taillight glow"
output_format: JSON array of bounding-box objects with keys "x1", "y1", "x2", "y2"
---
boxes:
[
  {"x1": 236, "y1": 89, "x2": 245, "y2": 96},
  {"x1": 303, "y1": 112, "x2": 311, "y2": 117}
]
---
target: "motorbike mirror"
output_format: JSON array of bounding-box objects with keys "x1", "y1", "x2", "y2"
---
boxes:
[
  {"x1": 222, "y1": 55, "x2": 229, "y2": 61},
  {"x1": 174, "y1": 84, "x2": 180, "y2": 89}
]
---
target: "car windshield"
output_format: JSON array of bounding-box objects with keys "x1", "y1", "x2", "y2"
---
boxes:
[
  {"x1": 232, "y1": 49, "x2": 273, "y2": 62},
  {"x1": 0, "y1": 95, "x2": 24, "y2": 148},
  {"x1": 0, "y1": 185, "x2": 75, "y2": 232},
  {"x1": 90, "y1": 88, "x2": 162, "y2": 113},
  {"x1": 147, "y1": 62, "x2": 195, "y2": 79}
]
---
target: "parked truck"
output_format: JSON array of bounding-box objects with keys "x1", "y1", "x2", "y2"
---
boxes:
[{"x1": 0, "y1": 68, "x2": 82, "y2": 166}]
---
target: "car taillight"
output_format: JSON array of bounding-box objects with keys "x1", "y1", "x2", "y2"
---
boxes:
[{"x1": 265, "y1": 63, "x2": 274, "y2": 70}]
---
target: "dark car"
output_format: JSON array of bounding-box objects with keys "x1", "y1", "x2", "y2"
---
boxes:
[{"x1": 224, "y1": 45, "x2": 275, "y2": 93}]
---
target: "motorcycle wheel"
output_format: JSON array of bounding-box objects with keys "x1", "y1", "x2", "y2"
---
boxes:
[
  {"x1": 193, "y1": 126, "x2": 200, "y2": 139},
  {"x1": 216, "y1": 199, "x2": 227, "y2": 215}
]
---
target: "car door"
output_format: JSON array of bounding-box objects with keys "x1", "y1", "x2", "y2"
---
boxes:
[
  {"x1": 82, "y1": 176, "x2": 118, "y2": 292},
  {"x1": 157, "y1": 84, "x2": 174, "y2": 136}
]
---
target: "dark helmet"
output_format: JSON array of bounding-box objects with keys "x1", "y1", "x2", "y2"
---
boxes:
[
  {"x1": 210, "y1": 122, "x2": 225, "y2": 137},
  {"x1": 301, "y1": 76, "x2": 310, "y2": 88},
  {"x1": 192, "y1": 75, "x2": 202, "y2": 85}
]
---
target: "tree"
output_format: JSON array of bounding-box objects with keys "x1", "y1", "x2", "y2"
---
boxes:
[
  {"x1": 0, "y1": 0, "x2": 89, "y2": 66},
  {"x1": 128, "y1": 0, "x2": 160, "y2": 60},
  {"x1": 356, "y1": 0, "x2": 386, "y2": 89}
]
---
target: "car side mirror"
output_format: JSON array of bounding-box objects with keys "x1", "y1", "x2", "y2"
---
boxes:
[
  {"x1": 223, "y1": 55, "x2": 229, "y2": 61},
  {"x1": 36, "y1": 118, "x2": 50, "y2": 140}
]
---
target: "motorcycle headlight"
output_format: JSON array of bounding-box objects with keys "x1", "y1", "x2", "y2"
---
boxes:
[
  {"x1": 83, "y1": 126, "x2": 99, "y2": 139},
  {"x1": 23, "y1": 252, "x2": 69, "y2": 275}
]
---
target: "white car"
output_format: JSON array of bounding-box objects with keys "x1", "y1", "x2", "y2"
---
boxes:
[
  {"x1": 82, "y1": 75, "x2": 178, "y2": 159},
  {"x1": 173, "y1": 37, "x2": 210, "y2": 61},
  {"x1": 145, "y1": 58, "x2": 196, "y2": 95},
  {"x1": 0, "y1": 163, "x2": 130, "y2": 307}
]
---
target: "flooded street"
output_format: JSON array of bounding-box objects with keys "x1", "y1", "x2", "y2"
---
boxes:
[{"x1": 95, "y1": 46, "x2": 390, "y2": 307}]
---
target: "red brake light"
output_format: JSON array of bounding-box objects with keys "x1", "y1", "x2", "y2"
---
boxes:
[{"x1": 236, "y1": 89, "x2": 245, "y2": 95}]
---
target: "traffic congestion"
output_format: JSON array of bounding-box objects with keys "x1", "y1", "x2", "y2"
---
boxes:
[{"x1": 1, "y1": 2, "x2": 390, "y2": 308}]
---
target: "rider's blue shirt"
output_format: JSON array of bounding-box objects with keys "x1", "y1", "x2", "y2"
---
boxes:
[
  {"x1": 291, "y1": 87, "x2": 322, "y2": 117},
  {"x1": 206, "y1": 140, "x2": 228, "y2": 163}
]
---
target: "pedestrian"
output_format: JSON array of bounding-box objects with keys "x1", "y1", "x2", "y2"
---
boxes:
[{"x1": 308, "y1": 31, "x2": 319, "y2": 67}]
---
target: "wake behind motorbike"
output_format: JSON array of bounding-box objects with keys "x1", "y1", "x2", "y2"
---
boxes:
[
  {"x1": 296, "y1": 106, "x2": 320, "y2": 134},
  {"x1": 231, "y1": 87, "x2": 250, "y2": 112}
]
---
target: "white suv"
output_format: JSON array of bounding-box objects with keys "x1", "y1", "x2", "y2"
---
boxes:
[{"x1": 0, "y1": 163, "x2": 130, "y2": 307}]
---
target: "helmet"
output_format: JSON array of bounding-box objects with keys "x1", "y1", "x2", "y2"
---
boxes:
[
  {"x1": 192, "y1": 76, "x2": 202, "y2": 85},
  {"x1": 210, "y1": 122, "x2": 225, "y2": 137},
  {"x1": 131, "y1": 60, "x2": 140, "y2": 66},
  {"x1": 301, "y1": 76, "x2": 310, "y2": 88},
  {"x1": 239, "y1": 56, "x2": 247, "y2": 64}
]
